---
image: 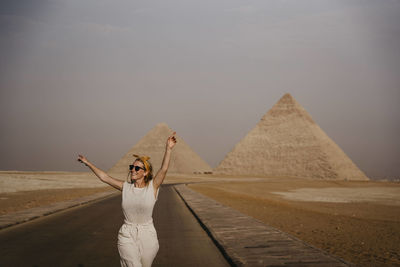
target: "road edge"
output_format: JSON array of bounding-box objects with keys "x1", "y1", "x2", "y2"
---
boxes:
[{"x1": 0, "y1": 190, "x2": 119, "y2": 230}]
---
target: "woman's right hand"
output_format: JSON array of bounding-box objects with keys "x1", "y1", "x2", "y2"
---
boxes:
[{"x1": 77, "y1": 154, "x2": 90, "y2": 166}]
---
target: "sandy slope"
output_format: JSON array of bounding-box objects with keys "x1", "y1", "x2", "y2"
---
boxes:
[{"x1": 189, "y1": 177, "x2": 400, "y2": 267}]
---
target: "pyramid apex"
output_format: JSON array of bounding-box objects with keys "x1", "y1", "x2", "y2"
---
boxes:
[
  {"x1": 154, "y1": 122, "x2": 170, "y2": 129},
  {"x1": 149, "y1": 123, "x2": 174, "y2": 136},
  {"x1": 282, "y1": 93, "x2": 293, "y2": 99},
  {"x1": 261, "y1": 92, "x2": 311, "y2": 121},
  {"x1": 277, "y1": 93, "x2": 296, "y2": 104}
]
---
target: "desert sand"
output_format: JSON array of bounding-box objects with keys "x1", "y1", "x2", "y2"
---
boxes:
[
  {"x1": 0, "y1": 171, "x2": 233, "y2": 215},
  {"x1": 0, "y1": 171, "x2": 113, "y2": 215},
  {"x1": 2, "y1": 172, "x2": 399, "y2": 266},
  {"x1": 189, "y1": 177, "x2": 400, "y2": 267}
]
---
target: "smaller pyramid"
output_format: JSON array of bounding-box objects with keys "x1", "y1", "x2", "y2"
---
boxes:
[
  {"x1": 214, "y1": 93, "x2": 369, "y2": 180},
  {"x1": 108, "y1": 123, "x2": 212, "y2": 175}
]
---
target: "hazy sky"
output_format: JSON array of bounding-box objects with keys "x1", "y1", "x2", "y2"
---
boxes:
[{"x1": 1, "y1": 0, "x2": 399, "y2": 179}]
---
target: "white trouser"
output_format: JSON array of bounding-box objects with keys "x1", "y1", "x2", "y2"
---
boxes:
[{"x1": 117, "y1": 219, "x2": 159, "y2": 267}]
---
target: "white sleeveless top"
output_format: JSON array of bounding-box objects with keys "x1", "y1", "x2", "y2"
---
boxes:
[{"x1": 121, "y1": 179, "x2": 159, "y2": 224}]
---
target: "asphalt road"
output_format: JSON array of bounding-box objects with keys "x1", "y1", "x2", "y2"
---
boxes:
[{"x1": 0, "y1": 184, "x2": 230, "y2": 267}]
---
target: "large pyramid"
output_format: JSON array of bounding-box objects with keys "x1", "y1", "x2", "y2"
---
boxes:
[
  {"x1": 108, "y1": 123, "x2": 212, "y2": 176},
  {"x1": 214, "y1": 93, "x2": 369, "y2": 180}
]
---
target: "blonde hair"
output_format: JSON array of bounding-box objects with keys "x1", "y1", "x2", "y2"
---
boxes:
[{"x1": 132, "y1": 154, "x2": 153, "y2": 184}]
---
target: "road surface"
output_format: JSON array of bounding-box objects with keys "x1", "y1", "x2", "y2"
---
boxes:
[{"x1": 0, "y1": 184, "x2": 229, "y2": 267}]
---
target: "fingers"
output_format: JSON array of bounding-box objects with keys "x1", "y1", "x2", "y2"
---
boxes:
[
  {"x1": 77, "y1": 154, "x2": 85, "y2": 163},
  {"x1": 170, "y1": 138, "x2": 177, "y2": 145},
  {"x1": 169, "y1": 135, "x2": 177, "y2": 143},
  {"x1": 168, "y1": 132, "x2": 177, "y2": 142},
  {"x1": 167, "y1": 132, "x2": 177, "y2": 148}
]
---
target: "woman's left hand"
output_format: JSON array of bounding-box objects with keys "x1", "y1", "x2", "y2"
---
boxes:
[{"x1": 166, "y1": 132, "x2": 177, "y2": 150}]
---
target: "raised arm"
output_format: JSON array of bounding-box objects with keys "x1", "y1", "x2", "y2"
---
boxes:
[
  {"x1": 77, "y1": 155, "x2": 124, "y2": 191},
  {"x1": 153, "y1": 132, "x2": 177, "y2": 190}
]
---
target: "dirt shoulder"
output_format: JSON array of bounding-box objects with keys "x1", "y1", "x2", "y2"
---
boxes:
[
  {"x1": 0, "y1": 187, "x2": 115, "y2": 215},
  {"x1": 188, "y1": 178, "x2": 400, "y2": 267}
]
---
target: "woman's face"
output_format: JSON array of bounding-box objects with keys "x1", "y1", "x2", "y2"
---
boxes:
[{"x1": 130, "y1": 160, "x2": 147, "y2": 181}]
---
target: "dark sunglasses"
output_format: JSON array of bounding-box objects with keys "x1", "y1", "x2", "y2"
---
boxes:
[{"x1": 129, "y1": 165, "x2": 145, "y2": 171}]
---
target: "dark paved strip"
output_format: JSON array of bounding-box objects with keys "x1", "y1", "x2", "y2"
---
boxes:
[
  {"x1": 175, "y1": 184, "x2": 352, "y2": 267},
  {"x1": 0, "y1": 190, "x2": 118, "y2": 230},
  {"x1": 0, "y1": 184, "x2": 229, "y2": 267},
  {"x1": 0, "y1": 193, "x2": 124, "y2": 266},
  {"x1": 153, "y1": 185, "x2": 230, "y2": 267}
]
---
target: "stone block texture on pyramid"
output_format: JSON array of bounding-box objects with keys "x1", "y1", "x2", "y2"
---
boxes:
[
  {"x1": 214, "y1": 93, "x2": 369, "y2": 180},
  {"x1": 108, "y1": 123, "x2": 212, "y2": 176}
]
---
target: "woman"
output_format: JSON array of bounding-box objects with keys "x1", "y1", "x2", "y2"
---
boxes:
[{"x1": 77, "y1": 132, "x2": 177, "y2": 267}]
